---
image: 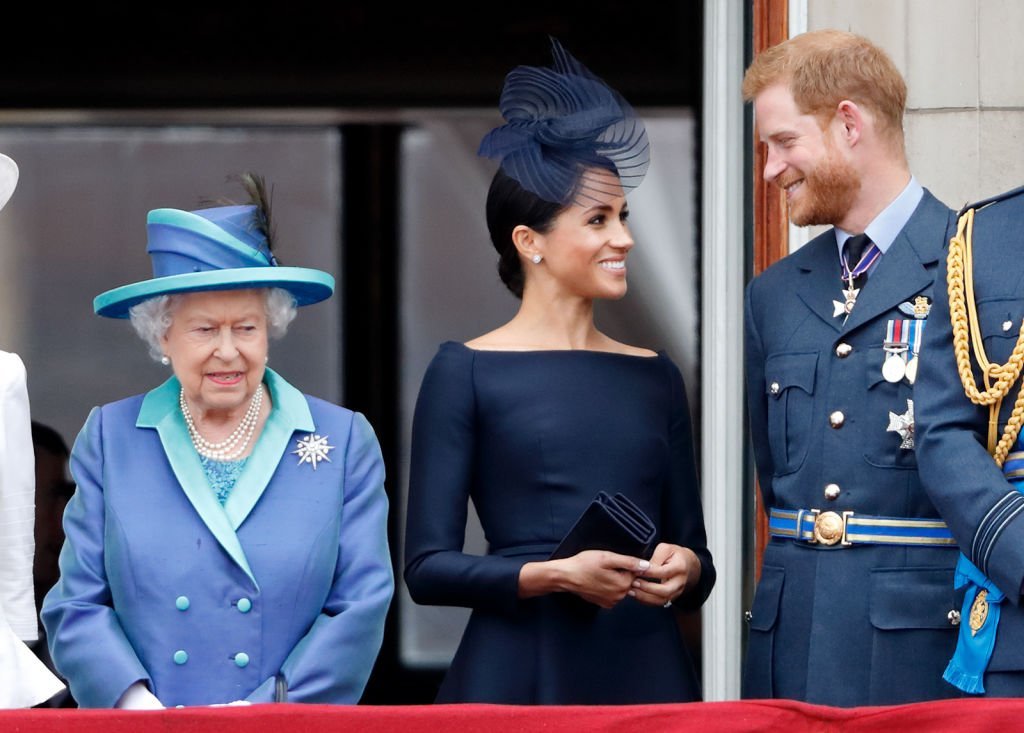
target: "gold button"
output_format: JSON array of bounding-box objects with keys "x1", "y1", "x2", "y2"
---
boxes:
[
  {"x1": 770, "y1": 382, "x2": 780, "y2": 395},
  {"x1": 948, "y1": 609, "x2": 961, "y2": 626},
  {"x1": 824, "y1": 483, "x2": 841, "y2": 501},
  {"x1": 829, "y1": 411, "x2": 845, "y2": 428},
  {"x1": 1003, "y1": 320, "x2": 1013, "y2": 332},
  {"x1": 744, "y1": 610, "x2": 753, "y2": 623},
  {"x1": 835, "y1": 343, "x2": 853, "y2": 358}
]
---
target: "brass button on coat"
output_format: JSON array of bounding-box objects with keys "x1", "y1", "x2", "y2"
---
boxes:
[
  {"x1": 829, "y1": 411, "x2": 845, "y2": 428},
  {"x1": 770, "y1": 382, "x2": 781, "y2": 395},
  {"x1": 948, "y1": 609, "x2": 961, "y2": 626},
  {"x1": 824, "y1": 483, "x2": 841, "y2": 501},
  {"x1": 835, "y1": 343, "x2": 853, "y2": 358}
]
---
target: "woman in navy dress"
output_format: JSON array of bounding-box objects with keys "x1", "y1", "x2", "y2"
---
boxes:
[{"x1": 404, "y1": 40, "x2": 715, "y2": 704}]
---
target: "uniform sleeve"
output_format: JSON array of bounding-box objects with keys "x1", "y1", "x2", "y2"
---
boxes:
[
  {"x1": 403, "y1": 346, "x2": 528, "y2": 615},
  {"x1": 247, "y1": 412, "x2": 394, "y2": 704},
  {"x1": 916, "y1": 251, "x2": 1024, "y2": 604},
  {"x1": 0, "y1": 352, "x2": 38, "y2": 641},
  {"x1": 744, "y1": 279, "x2": 775, "y2": 509},
  {"x1": 662, "y1": 358, "x2": 715, "y2": 611},
  {"x1": 40, "y1": 407, "x2": 152, "y2": 708}
]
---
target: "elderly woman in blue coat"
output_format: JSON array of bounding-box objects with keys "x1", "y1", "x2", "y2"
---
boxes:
[{"x1": 41, "y1": 177, "x2": 393, "y2": 709}]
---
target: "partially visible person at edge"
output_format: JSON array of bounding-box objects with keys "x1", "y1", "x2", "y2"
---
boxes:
[
  {"x1": 30, "y1": 421, "x2": 76, "y2": 708},
  {"x1": 741, "y1": 30, "x2": 961, "y2": 706},
  {"x1": 403, "y1": 39, "x2": 715, "y2": 704},
  {"x1": 0, "y1": 153, "x2": 66, "y2": 708},
  {"x1": 42, "y1": 175, "x2": 393, "y2": 708},
  {"x1": 916, "y1": 185, "x2": 1024, "y2": 697}
]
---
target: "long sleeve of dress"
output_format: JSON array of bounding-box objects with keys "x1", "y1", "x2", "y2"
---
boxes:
[
  {"x1": 403, "y1": 346, "x2": 528, "y2": 615},
  {"x1": 663, "y1": 358, "x2": 715, "y2": 611}
]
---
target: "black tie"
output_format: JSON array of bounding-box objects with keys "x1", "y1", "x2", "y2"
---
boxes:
[{"x1": 843, "y1": 233, "x2": 873, "y2": 286}]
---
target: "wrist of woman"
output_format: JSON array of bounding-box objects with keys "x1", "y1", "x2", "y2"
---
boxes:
[
  {"x1": 517, "y1": 559, "x2": 567, "y2": 598},
  {"x1": 678, "y1": 547, "x2": 701, "y2": 594}
]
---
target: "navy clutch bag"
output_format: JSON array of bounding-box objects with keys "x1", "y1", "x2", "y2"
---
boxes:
[{"x1": 549, "y1": 491, "x2": 657, "y2": 561}]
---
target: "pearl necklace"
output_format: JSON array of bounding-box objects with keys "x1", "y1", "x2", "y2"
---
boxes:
[{"x1": 180, "y1": 386, "x2": 263, "y2": 460}]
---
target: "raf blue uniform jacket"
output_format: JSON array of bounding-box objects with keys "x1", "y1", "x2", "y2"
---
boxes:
[
  {"x1": 916, "y1": 186, "x2": 1024, "y2": 694},
  {"x1": 743, "y1": 190, "x2": 962, "y2": 706},
  {"x1": 41, "y1": 370, "x2": 394, "y2": 707}
]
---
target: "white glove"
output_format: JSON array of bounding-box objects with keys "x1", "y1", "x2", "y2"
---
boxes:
[{"x1": 115, "y1": 681, "x2": 164, "y2": 710}]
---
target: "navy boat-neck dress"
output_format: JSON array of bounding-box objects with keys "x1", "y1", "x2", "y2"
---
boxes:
[{"x1": 404, "y1": 342, "x2": 715, "y2": 704}]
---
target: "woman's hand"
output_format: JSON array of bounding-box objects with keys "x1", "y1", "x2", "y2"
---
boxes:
[
  {"x1": 519, "y1": 551, "x2": 651, "y2": 608},
  {"x1": 628, "y1": 543, "x2": 701, "y2": 608}
]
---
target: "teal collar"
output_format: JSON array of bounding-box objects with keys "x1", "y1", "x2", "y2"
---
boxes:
[{"x1": 137, "y1": 368, "x2": 314, "y2": 587}]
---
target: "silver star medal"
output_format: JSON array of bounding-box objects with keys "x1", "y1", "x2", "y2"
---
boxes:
[
  {"x1": 887, "y1": 399, "x2": 915, "y2": 450},
  {"x1": 833, "y1": 287, "x2": 860, "y2": 319},
  {"x1": 293, "y1": 433, "x2": 334, "y2": 470}
]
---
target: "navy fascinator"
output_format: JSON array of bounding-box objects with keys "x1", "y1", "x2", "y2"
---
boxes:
[{"x1": 478, "y1": 38, "x2": 650, "y2": 206}]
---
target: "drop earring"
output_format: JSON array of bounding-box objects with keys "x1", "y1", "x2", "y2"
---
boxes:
[{"x1": 532, "y1": 254, "x2": 543, "y2": 264}]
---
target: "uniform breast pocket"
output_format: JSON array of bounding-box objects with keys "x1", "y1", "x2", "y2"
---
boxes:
[
  {"x1": 977, "y1": 297, "x2": 1024, "y2": 366},
  {"x1": 864, "y1": 347, "x2": 917, "y2": 469},
  {"x1": 764, "y1": 351, "x2": 817, "y2": 475}
]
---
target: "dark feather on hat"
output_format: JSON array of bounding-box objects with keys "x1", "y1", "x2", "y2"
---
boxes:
[{"x1": 231, "y1": 172, "x2": 276, "y2": 253}]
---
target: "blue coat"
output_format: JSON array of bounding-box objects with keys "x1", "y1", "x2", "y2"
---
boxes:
[
  {"x1": 41, "y1": 369, "x2": 393, "y2": 708},
  {"x1": 916, "y1": 186, "x2": 1024, "y2": 696},
  {"x1": 742, "y1": 190, "x2": 962, "y2": 706}
]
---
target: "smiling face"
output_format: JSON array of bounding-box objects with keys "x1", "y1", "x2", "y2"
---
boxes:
[
  {"x1": 525, "y1": 168, "x2": 634, "y2": 301},
  {"x1": 161, "y1": 289, "x2": 268, "y2": 418},
  {"x1": 755, "y1": 83, "x2": 861, "y2": 227}
]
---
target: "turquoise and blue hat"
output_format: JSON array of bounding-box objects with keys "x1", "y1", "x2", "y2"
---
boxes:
[{"x1": 94, "y1": 203, "x2": 335, "y2": 318}]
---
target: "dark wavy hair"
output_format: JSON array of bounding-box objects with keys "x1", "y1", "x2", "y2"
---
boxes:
[{"x1": 485, "y1": 168, "x2": 563, "y2": 299}]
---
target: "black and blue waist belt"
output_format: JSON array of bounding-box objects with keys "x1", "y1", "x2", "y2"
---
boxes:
[{"x1": 769, "y1": 507, "x2": 956, "y2": 547}]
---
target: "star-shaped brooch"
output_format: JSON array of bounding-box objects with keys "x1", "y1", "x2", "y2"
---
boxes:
[
  {"x1": 293, "y1": 433, "x2": 334, "y2": 470},
  {"x1": 887, "y1": 399, "x2": 915, "y2": 450}
]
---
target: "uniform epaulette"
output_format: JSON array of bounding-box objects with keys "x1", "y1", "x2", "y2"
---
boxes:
[{"x1": 958, "y1": 184, "x2": 1024, "y2": 217}]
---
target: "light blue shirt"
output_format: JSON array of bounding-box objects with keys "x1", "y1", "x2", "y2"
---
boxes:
[{"x1": 835, "y1": 176, "x2": 924, "y2": 269}]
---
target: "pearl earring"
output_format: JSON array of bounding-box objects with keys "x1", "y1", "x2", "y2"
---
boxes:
[
  {"x1": 160, "y1": 355, "x2": 170, "y2": 366},
  {"x1": 532, "y1": 254, "x2": 543, "y2": 264}
]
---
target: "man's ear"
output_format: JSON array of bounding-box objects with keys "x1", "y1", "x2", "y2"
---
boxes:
[{"x1": 834, "y1": 99, "x2": 864, "y2": 147}]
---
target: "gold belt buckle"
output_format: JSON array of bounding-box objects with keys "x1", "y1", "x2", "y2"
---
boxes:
[{"x1": 810, "y1": 510, "x2": 854, "y2": 546}]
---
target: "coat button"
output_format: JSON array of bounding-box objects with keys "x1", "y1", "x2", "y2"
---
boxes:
[
  {"x1": 829, "y1": 411, "x2": 845, "y2": 428},
  {"x1": 174, "y1": 650, "x2": 189, "y2": 665},
  {"x1": 175, "y1": 596, "x2": 190, "y2": 612},
  {"x1": 1003, "y1": 320, "x2": 1014, "y2": 332},
  {"x1": 234, "y1": 652, "x2": 250, "y2": 668},
  {"x1": 744, "y1": 610, "x2": 753, "y2": 623},
  {"x1": 948, "y1": 609, "x2": 961, "y2": 626},
  {"x1": 769, "y1": 382, "x2": 781, "y2": 395},
  {"x1": 237, "y1": 598, "x2": 252, "y2": 614},
  {"x1": 835, "y1": 343, "x2": 853, "y2": 358},
  {"x1": 824, "y1": 483, "x2": 841, "y2": 501}
]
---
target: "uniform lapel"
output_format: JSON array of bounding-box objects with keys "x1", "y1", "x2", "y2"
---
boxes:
[
  {"x1": 794, "y1": 231, "x2": 844, "y2": 333},
  {"x1": 137, "y1": 377, "x2": 258, "y2": 586},
  {"x1": 223, "y1": 369, "x2": 314, "y2": 530},
  {"x1": 840, "y1": 190, "x2": 948, "y2": 335}
]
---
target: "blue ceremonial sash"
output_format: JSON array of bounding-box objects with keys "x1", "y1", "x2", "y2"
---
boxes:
[{"x1": 943, "y1": 448, "x2": 1024, "y2": 693}]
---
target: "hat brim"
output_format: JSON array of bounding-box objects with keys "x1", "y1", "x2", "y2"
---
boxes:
[
  {"x1": 0, "y1": 154, "x2": 18, "y2": 212},
  {"x1": 94, "y1": 266, "x2": 335, "y2": 319}
]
